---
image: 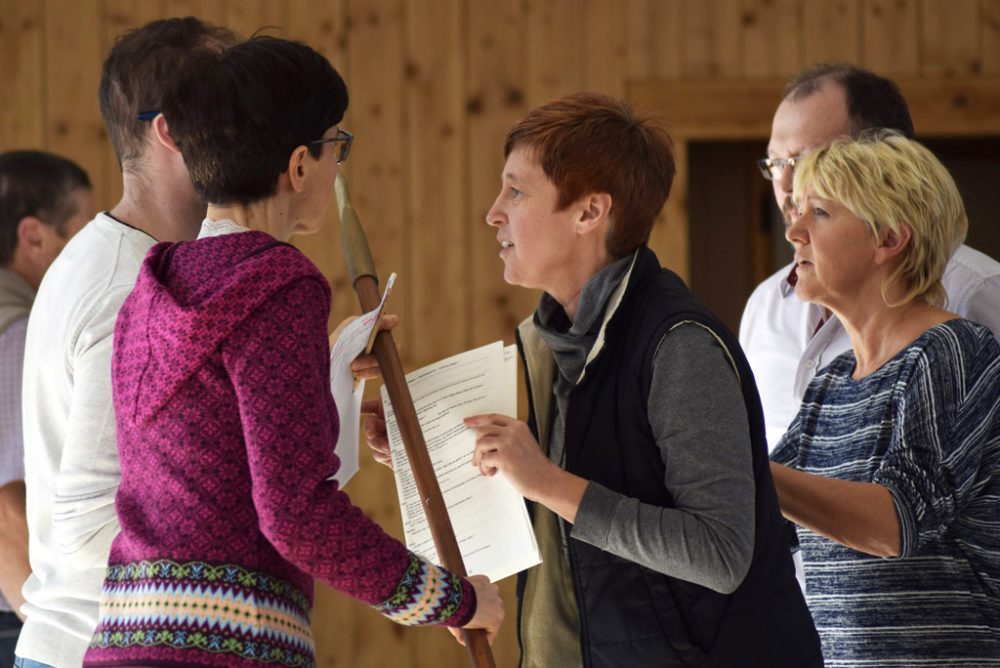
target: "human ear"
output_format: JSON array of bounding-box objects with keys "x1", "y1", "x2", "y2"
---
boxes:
[
  {"x1": 575, "y1": 192, "x2": 612, "y2": 235},
  {"x1": 286, "y1": 146, "x2": 310, "y2": 194},
  {"x1": 17, "y1": 216, "x2": 46, "y2": 253},
  {"x1": 874, "y1": 222, "x2": 912, "y2": 265},
  {"x1": 152, "y1": 114, "x2": 181, "y2": 154}
]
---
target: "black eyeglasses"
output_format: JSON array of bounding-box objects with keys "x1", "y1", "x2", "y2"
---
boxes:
[
  {"x1": 137, "y1": 111, "x2": 159, "y2": 121},
  {"x1": 310, "y1": 129, "x2": 353, "y2": 164},
  {"x1": 757, "y1": 156, "x2": 800, "y2": 181}
]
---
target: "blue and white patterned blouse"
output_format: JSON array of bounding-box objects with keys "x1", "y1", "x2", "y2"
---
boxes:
[{"x1": 773, "y1": 318, "x2": 1000, "y2": 666}]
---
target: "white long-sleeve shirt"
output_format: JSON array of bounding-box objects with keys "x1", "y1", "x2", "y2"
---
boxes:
[{"x1": 18, "y1": 214, "x2": 155, "y2": 667}]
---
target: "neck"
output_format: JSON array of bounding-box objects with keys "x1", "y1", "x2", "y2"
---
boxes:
[
  {"x1": 110, "y1": 169, "x2": 205, "y2": 243},
  {"x1": 557, "y1": 286, "x2": 585, "y2": 322},
  {"x1": 551, "y1": 249, "x2": 614, "y2": 322},
  {"x1": 837, "y1": 294, "x2": 950, "y2": 378},
  {"x1": 208, "y1": 198, "x2": 290, "y2": 241},
  {"x1": 5, "y1": 256, "x2": 40, "y2": 291}
]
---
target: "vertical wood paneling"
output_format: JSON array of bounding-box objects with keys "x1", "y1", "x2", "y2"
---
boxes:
[
  {"x1": 984, "y1": 0, "x2": 1000, "y2": 74},
  {"x1": 467, "y1": 0, "x2": 534, "y2": 353},
  {"x1": 226, "y1": 0, "x2": 288, "y2": 37},
  {"x1": 404, "y1": 0, "x2": 474, "y2": 653},
  {"x1": 742, "y1": 0, "x2": 801, "y2": 76},
  {"x1": 803, "y1": 0, "x2": 861, "y2": 65},
  {"x1": 336, "y1": 0, "x2": 409, "y2": 335},
  {"x1": 107, "y1": 0, "x2": 168, "y2": 25},
  {"x1": 406, "y1": 0, "x2": 466, "y2": 366},
  {"x1": 162, "y1": 0, "x2": 226, "y2": 23},
  {"x1": 525, "y1": 0, "x2": 586, "y2": 103},
  {"x1": 0, "y1": 0, "x2": 45, "y2": 151},
  {"x1": 682, "y1": 0, "x2": 745, "y2": 76},
  {"x1": 626, "y1": 0, "x2": 683, "y2": 78},
  {"x1": 44, "y1": 0, "x2": 108, "y2": 205},
  {"x1": 585, "y1": 0, "x2": 629, "y2": 96},
  {"x1": 862, "y1": 0, "x2": 920, "y2": 75},
  {"x1": 921, "y1": 0, "x2": 982, "y2": 76}
]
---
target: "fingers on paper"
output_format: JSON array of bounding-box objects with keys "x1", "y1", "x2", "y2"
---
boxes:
[{"x1": 463, "y1": 413, "x2": 513, "y2": 429}]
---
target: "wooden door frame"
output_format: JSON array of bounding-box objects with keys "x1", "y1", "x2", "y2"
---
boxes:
[{"x1": 629, "y1": 77, "x2": 1000, "y2": 282}]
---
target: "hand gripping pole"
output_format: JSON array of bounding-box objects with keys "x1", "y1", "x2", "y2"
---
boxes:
[{"x1": 336, "y1": 174, "x2": 496, "y2": 668}]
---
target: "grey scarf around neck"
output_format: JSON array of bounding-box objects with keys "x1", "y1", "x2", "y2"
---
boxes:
[{"x1": 534, "y1": 253, "x2": 633, "y2": 389}]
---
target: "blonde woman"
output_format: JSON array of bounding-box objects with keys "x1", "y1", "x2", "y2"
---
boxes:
[{"x1": 771, "y1": 131, "x2": 1000, "y2": 664}]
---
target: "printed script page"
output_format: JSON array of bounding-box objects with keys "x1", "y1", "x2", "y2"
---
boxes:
[{"x1": 383, "y1": 341, "x2": 541, "y2": 582}]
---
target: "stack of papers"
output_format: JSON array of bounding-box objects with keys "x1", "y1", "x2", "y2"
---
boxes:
[{"x1": 382, "y1": 341, "x2": 541, "y2": 583}]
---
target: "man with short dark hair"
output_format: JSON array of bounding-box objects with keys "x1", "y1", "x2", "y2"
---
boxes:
[
  {"x1": 740, "y1": 63, "x2": 1000, "y2": 454},
  {"x1": 16, "y1": 18, "x2": 238, "y2": 668},
  {"x1": 0, "y1": 150, "x2": 92, "y2": 667}
]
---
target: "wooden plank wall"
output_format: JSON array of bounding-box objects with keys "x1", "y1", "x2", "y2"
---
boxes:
[{"x1": 0, "y1": 1, "x2": 996, "y2": 665}]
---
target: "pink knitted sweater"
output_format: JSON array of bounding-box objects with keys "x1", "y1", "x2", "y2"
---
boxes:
[{"x1": 83, "y1": 231, "x2": 474, "y2": 667}]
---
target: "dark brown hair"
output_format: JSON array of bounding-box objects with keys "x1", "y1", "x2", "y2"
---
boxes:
[
  {"x1": 504, "y1": 92, "x2": 675, "y2": 258},
  {"x1": 784, "y1": 63, "x2": 915, "y2": 139},
  {"x1": 162, "y1": 36, "x2": 348, "y2": 205},
  {"x1": 99, "y1": 17, "x2": 239, "y2": 170}
]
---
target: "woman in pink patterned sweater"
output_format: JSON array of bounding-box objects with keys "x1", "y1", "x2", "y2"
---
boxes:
[{"x1": 83, "y1": 36, "x2": 502, "y2": 667}]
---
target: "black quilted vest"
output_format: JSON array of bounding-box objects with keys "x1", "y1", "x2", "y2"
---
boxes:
[{"x1": 516, "y1": 246, "x2": 822, "y2": 667}]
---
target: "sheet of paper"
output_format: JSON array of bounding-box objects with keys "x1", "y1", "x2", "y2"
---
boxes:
[
  {"x1": 383, "y1": 341, "x2": 541, "y2": 583},
  {"x1": 329, "y1": 273, "x2": 395, "y2": 487}
]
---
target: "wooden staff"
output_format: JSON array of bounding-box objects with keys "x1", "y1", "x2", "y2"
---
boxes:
[{"x1": 335, "y1": 174, "x2": 496, "y2": 668}]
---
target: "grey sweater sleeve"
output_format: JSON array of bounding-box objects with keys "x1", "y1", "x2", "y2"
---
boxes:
[{"x1": 570, "y1": 323, "x2": 755, "y2": 594}]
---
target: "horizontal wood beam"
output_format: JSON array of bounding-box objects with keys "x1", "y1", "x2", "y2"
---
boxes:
[{"x1": 630, "y1": 77, "x2": 1000, "y2": 139}]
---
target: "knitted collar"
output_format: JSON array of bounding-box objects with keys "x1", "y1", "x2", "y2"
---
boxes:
[{"x1": 197, "y1": 217, "x2": 251, "y2": 239}]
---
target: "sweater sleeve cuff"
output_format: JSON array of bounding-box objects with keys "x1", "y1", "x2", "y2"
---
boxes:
[
  {"x1": 373, "y1": 552, "x2": 476, "y2": 627},
  {"x1": 876, "y1": 478, "x2": 917, "y2": 559},
  {"x1": 445, "y1": 576, "x2": 477, "y2": 628},
  {"x1": 569, "y1": 481, "x2": 618, "y2": 549}
]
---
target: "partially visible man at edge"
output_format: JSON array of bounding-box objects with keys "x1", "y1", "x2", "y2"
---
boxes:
[
  {"x1": 740, "y1": 63, "x2": 1000, "y2": 453},
  {"x1": 16, "y1": 18, "x2": 238, "y2": 668},
  {"x1": 0, "y1": 150, "x2": 92, "y2": 667}
]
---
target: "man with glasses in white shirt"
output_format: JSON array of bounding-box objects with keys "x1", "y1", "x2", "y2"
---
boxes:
[{"x1": 740, "y1": 63, "x2": 1000, "y2": 456}]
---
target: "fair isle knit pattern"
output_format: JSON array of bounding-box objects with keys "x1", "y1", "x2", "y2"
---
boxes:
[
  {"x1": 376, "y1": 553, "x2": 465, "y2": 625},
  {"x1": 90, "y1": 560, "x2": 312, "y2": 666},
  {"x1": 772, "y1": 319, "x2": 1000, "y2": 666},
  {"x1": 83, "y1": 231, "x2": 473, "y2": 667}
]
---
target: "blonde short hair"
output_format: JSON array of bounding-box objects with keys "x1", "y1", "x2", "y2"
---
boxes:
[{"x1": 792, "y1": 130, "x2": 967, "y2": 307}]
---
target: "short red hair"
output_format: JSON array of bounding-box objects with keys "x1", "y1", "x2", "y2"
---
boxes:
[{"x1": 504, "y1": 92, "x2": 675, "y2": 258}]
